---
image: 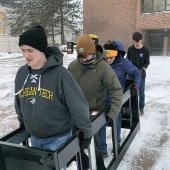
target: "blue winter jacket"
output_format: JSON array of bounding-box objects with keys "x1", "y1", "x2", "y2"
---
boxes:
[
  {"x1": 110, "y1": 56, "x2": 141, "y2": 91},
  {"x1": 107, "y1": 40, "x2": 141, "y2": 91},
  {"x1": 104, "y1": 40, "x2": 141, "y2": 112}
]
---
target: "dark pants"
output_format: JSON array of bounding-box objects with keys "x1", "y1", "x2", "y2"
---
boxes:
[
  {"x1": 139, "y1": 77, "x2": 145, "y2": 109},
  {"x1": 94, "y1": 132, "x2": 106, "y2": 170},
  {"x1": 81, "y1": 132, "x2": 106, "y2": 170},
  {"x1": 98, "y1": 123, "x2": 107, "y2": 153},
  {"x1": 99, "y1": 113, "x2": 121, "y2": 153}
]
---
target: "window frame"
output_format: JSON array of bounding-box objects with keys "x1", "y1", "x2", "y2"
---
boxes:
[{"x1": 142, "y1": 0, "x2": 170, "y2": 13}]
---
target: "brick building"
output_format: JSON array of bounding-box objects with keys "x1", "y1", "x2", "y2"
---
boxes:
[{"x1": 83, "y1": 0, "x2": 170, "y2": 56}]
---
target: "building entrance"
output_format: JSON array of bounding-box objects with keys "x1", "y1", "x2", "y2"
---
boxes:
[{"x1": 149, "y1": 30, "x2": 170, "y2": 56}]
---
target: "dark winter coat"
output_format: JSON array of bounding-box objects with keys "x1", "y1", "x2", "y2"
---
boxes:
[
  {"x1": 127, "y1": 45, "x2": 150, "y2": 78},
  {"x1": 68, "y1": 48, "x2": 123, "y2": 120},
  {"x1": 104, "y1": 40, "x2": 141, "y2": 112},
  {"x1": 110, "y1": 56, "x2": 141, "y2": 91},
  {"x1": 15, "y1": 46, "x2": 93, "y2": 138}
]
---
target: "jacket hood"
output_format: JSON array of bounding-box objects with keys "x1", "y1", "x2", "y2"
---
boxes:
[
  {"x1": 112, "y1": 40, "x2": 126, "y2": 56},
  {"x1": 96, "y1": 44, "x2": 103, "y2": 53},
  {"x1": 112, "y1": 54, "x2": 123, "y2": 64},
  {"x1": 96, "y1": 45, "x2": 106, "y2": 60},
  {"x1": 103, "y1": 40, "x2": 126, "y2": 57},
  {"x1": 44, "y1": 46, "x2": 63, "y2": 69}
]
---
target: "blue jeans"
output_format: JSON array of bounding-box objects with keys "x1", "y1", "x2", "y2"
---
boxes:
[
  {"x1": 98, "y1": 113, "x2": 121, "y2": 153},
  {"x1": 98, "y1": 123, "x2": 107, "y2": 153},
  {"x1": 139, "y1": 77, "x2": 145, "y2": 109},
  {"x1": 31, "y1": 131, "x2": 72, "y2": 151}
]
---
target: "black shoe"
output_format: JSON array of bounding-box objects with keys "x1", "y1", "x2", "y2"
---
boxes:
[
  {"x1": 96, "y1": 152, "x2": 107, "y2": 170},
  {"x1": 101, "y1": 152, "x2": 108, "y2": 158},
  {"x1": 81, "y1": 150, "x2": 89, "y2": 170},
  {"x1": 122, "y1": 107, "x2": 130, "y2": 115},
  {"x1": 140, "y1": 108, "x2": 144, "y2": 115}
]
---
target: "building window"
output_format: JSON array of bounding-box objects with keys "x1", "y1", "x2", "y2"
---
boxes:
[
  {"x1": 149, "y1": 30, "x2": 170, "y2": 56},
  {"x1": 168, "y1": 33, "x2": 170, "y2": 55},
  {"x1": 166, "y1": 0, "x2": 170, "y2": 10},
  {"x1": 142, "y1": 0, "x2": 170, "y2": 13},
  {"x1": 149, "y1": 31, "x2": 164, "y2": 55}
]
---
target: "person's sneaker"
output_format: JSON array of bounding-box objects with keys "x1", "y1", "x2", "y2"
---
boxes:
[
  {"x1": 122, "y1": 107, "x2": 130, "y2": 115},
  {"x1": 139, "y1": 108, "x2": 144, "y2": 115},
  {"x1": 102, "y1": 152, "x2": 108, "y2": 158}
]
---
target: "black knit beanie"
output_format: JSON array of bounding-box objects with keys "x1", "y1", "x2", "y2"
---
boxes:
[{"x1": 19, "y1": 25, "x2": 48, "y2": 53}]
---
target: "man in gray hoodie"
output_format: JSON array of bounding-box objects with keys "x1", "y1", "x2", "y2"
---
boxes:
[{"x1": 15, "y1": 25, "x2": 93, "y2": 151}]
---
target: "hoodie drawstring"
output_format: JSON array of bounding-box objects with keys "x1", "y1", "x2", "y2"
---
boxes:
[
  {"x1": 38, "y1": 75, "x2": 41, "y2": 91},
  {"x1": 15, "y1": 74, "x2": 30, "y2": 95}
]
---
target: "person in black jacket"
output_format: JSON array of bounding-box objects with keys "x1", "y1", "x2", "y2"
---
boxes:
[
  {"x1": 126, "y1": 32, "x2": 150, "y2": 115},
  {"x1": 15, "y1": 25, "x2": 93, "y2": 151}
]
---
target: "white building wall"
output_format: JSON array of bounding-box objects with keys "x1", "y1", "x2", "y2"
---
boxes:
[{"x1": 0, "y1": 36, "x2": 20, "y2": 52}]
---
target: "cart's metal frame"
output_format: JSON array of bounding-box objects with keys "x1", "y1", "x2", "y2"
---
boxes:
[{"x1": 0, "y1": 83, "x2": 140, "y2": 170}]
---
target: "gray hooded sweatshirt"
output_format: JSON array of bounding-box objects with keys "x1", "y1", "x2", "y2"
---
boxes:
[{"x1": 15, "y1": 47, "x2": 92, "y2": 138}]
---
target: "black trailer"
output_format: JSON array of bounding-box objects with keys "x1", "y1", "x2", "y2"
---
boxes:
[{"x1": 0, "y1": 82, "x2": 140, "y2": 170}]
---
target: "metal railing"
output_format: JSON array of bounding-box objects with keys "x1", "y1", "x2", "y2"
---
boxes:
[{"x1": 0, "y1": 82, "x2": 140, "y2": 170}]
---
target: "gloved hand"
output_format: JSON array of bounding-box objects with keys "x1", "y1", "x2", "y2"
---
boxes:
[
  {"x1": 80, "y1": 137, "x2": 92, "y2": 150},
  {"x1": 131, "y1": 85, "x2": 138, "y2": 96},
  {"x1": 140, "y1": 67, "x2": 146, "y2": 77},
  {"x1": 106, "y1": 115, "x2": 113, "y2": 127},
  {"x1": 79, "y1": 132, "x2": 92, "y2": 150}
]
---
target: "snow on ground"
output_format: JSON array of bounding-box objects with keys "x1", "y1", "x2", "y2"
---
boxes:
[
  {"x1": 117, "y1": 56, "x2": 170, "y2": 170},
  {"x1": 0, "y1": 52, "x2": 170, "y2": 170}
]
